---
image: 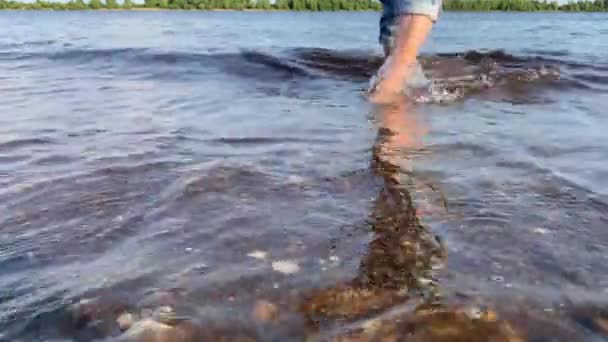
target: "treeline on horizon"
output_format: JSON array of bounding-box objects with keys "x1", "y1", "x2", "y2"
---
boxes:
[{"x1": 1, "y1": 0, "x2": 607, "y2": 11}]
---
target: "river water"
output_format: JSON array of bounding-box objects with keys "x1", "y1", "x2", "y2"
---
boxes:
[{"x1": 1, "y1": 10, "x2": 608, "y2": 341}]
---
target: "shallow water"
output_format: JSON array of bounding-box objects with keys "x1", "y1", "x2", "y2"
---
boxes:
[{"x1": 1, "y1": 10, "x2": 608, "y2": 341}]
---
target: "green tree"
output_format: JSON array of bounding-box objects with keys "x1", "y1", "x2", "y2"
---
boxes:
[
  {"x1": 256, "y1": 0, "x2": 271, "y2": 9},
  {"x1": 106, "y1": 0, "x2": 118, "y2": 8},
  {"x1": 89, "y1": 0, "x2": 103, "y2": 9},
  {"x1": 275, "y1": 0, "x2": 289, "y2": 8},
  {"x1": 294, "y1": 0, "x2": 306, "y2": 9},
  {"x1": 123, "y1": 0, "x2": 133, "y2": 8},
  {"x1": 169, "y1": 0, "x2": 187, "y2": 8},
  {"x1": 304, "y1": 0, "x2": 318, "y2": 10},
  {"x1": 75, "y1": 0, "x2": 87, "y2": 8}
]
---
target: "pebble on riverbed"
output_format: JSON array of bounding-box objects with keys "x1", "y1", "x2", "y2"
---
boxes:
[
  {"x1": 247, "y1": 250, "x2": 268, "y2": 260},
  {"x1": 117, "y1": 312, "x2": 136, "y2": 331},
  {"x1": 271, "y1": 260, "x2": 300, "y2": 274},
  {"x1": 533, "y1": 228, "x2": 549, "y2": 234},
  {"x1": 252, "y1": 299, "x2": 279, "y2": 323},
  {"x1": 490, "y1": 275, "x2": 505, "y2": 282}
]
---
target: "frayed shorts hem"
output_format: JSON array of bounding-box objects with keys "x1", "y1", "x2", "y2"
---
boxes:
[{"x1": 378, "y1": 0, "x2": 442, "y2": 51}]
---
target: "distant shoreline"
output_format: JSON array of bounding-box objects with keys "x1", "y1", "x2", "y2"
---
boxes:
[
  {"x1": 1, "y1": 8, "x2": 607, "y2": 12},
  {"x1": 1, "y1": 0, "x2": 607, "y2": 13},
  {"x1": 0, "y1": 7, "x2": 381, "y2": 11}
]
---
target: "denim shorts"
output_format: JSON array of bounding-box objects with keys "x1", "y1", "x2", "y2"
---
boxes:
[{"x1": 379, "y1": 0, "x2": 443, "y2": 52}]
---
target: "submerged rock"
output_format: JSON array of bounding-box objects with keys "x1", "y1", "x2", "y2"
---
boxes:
[
  {"x1": 302, "y1": 283, "x2": 407, "y2": 322},
  {"x1": 153, "y1": 306, "x2": 180, "y2": 325},
  {"x1": 117, "y1": 319, "x2": 173, "y2": 342},
  {"x1": 594, "y1": 317, "x2": 608, "y2": 334},
  {"x1": 569, "y1": 303, "x2": 608, "y2": 337},
  {"x1": 117, "y1": 318, "x2": 201, "y2": 342},
  {"x1": 326, "y1": 306, "x2": 524, "y2": 342},
  {"x1": 69, "y1": 297, "x2": 130, "y2": 335}
]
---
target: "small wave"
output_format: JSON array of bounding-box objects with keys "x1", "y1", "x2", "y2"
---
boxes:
[
  {"x1": 429, "y1": 141, "x2": 496, "y2": 159},
  {"x1": 241, "y1": 50, "x2": 310, "y2": 78},
  {"x1": 47, "y1": 47, "x2": 150, "y2": 62},
  {"x1": 434, "y1": 49, "x2": 608, "y2": 80},
  {"x1": 32, "y1": 155, "x2": 77, "y2": 166},
  {"x1": 522, "y1": 48, "x2": 571, "y2": 58},
  {"x1": 158, "y1": 162, "x2": 298, "y2": 202},
  {"x1": 208, "y1": 136, "x2": 341, "y2": 145},
  {"x1": 569, "y1": 72, "x2": 608, "y2": 85},
  {"x1": 291, "y1": 47, "x2": 382, "y2": 81},
  {"x1": 288, "y1": 48, "x2": 582, "y2": 103},
  {"x1": 90, "y1": 160, "x2": 181, "y2": 178},
  {"x1": 66, "y1": 128, "x2": 107, "y2": 138},
  {"x1": 547, "y1": 77, "x2": 602, "y2": 92},
  {"x1": 0, "y1": 47, "x2": 202, "y2": 65},
  {"x1": 1, "y1": 45, "x2": 601, "y2": 75},
  {"x1": 0, "y1": 155, "x2": 30, "y2": 165},
  {"x1": 440, "y1": 49, "x2": 527, "y2": 64},
  {"x1": 446, "y1": 49, "x2": 608, "y2": 72},
  {"x1": 3, "y1": 45, "x2": 603, "y2": 101},
  {"x1": 2, "y1": 47, "x2": 315, "y2": 82},
  {"x1": 0, "y1": 138, "x2": 57, "y2": 153},
  {"x1": 494, "y1": 157, "x2": 604, "y2": 204},
  {"x1": 286, "y1": 47, "x2": 603, "y2": 103},
  {"x1": 0, "y1": 39, "x2": 56, "y2": 50},
  {"x1": 0, "y1": 160, "x2": 181, "y2": 275}
]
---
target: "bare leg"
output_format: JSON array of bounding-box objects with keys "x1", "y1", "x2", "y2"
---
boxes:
[
  {"x1": 371, "y1": 14, "x2": 434, "y2": 104},
  {"x1": 389, "y1": 14, "x2": 434, "y2": 69}
]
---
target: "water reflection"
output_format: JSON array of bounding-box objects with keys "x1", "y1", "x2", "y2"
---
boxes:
[
  {"x1": 362, "y1": 101, "x2": 444, "y2": 295},
  {"x1": 302, "y1": 101, "x2": 444, "y2": 322},
  {"x1": 300, "y1": 101, "x2": 528, "y2": 341}
]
